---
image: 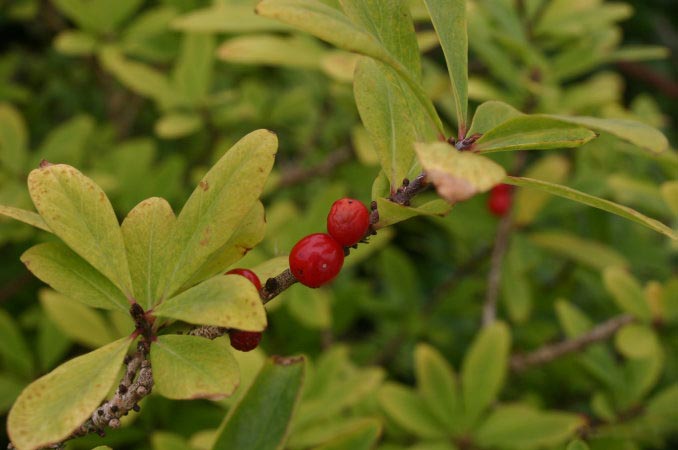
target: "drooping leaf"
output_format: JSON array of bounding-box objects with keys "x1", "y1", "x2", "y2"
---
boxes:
[
  {"x1": 461, "y1": 322, "x2": 510, "y2": 425},
  {"x1": 256, "y1": 0, "x2": 444, "y2": 134},
  {"x1": 27, "y1": 164, "x2": 134, "y2": 296},
  {"x1": 475, "y1": 404, "x2": 584, "y2": 449},
  {"x1": 378, "y1": 383, "x2": 447, "y2": 439},
  {"x1": 217, "y1": 34, "x2": 326, "y2": 69},
  {"x1": 153, "y1": 275, "x2": 266, "y2": 331},
  {"x1": 504, "y1": 176, "x2": 677, "y2": 239},
  {"x1": 416, "y1": 142, "x2": 506, "y2": 203},
  {"x1": 184, "y1": 201, "x2": 266, "y2": 289},
  {"x1": 415, "y1": 344, "x2": 459, "y2": 431},
  {"x1": 151, "y1": 335, "x2": 239, "y2": 400},
  {"x1": 21, "y1": 242, "x2": 129, "y2": 311},
  {"x1": 423, "y1": 0, "x2": 468, "y2": 135},
  {"x1": 0, "y1": 204, "x2": 51, "y2": 232},
  {"x1": 159, "y1": 129, "x2": 276, "y2": 298},
  {"x1": 121, "y1": 197, "x2": 176, "y2": 309},
  {"x1": 474, "y1": 116, "x2": 597, "y2": 153},
  {"x1": 8, "y1": 337, "x2": 131, "y2": 450},
  {"x1": 211, "y1": 356, "x2": 306, "y2": 450},
  {"x1": 528, "y1": 231, "x2": 628, "y2": 271},
  {"x1": 547, "y1": 115, "x2": 669, "y2": 154},
  {"x1": 40, "y1": 289, "x2": 116, "y2": 349}
]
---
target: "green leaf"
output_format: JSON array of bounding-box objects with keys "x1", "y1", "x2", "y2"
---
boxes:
[
  {"x1": 21, "y1": 242, "x2": 129, "y2": 312},
  {"x1": 151, "y1": 335, "x2": 239, "y2": 400},
  {"x1": 256, "y1": 0, "x2": 444, "y2": 134},
  {"x1": 415, "y1": 142, "x2": 506, "y2": 203},
  {"x1": 173, "y1": 33, "x2": 215, "y2": 104},
  {"x1": 354, "y1": 58, "x2": 418, "y2": 189},
  {"x1": 53, "y1": 0, "x2": 143, "y2": 33},
  {"x1": 36, "y1": 314, "x2": 72, "y2": 373},
  {"x1": 217, "y1": 34, "x2": 326, "y2": 69},
  {"x1": 660, "y1": 181, "x2": 678, "y2": 216},
  {"x1": 378, "y1": 383, "x2": 446, "y2": 439},
  {"x1": 645, "y1": 384, "x2": 678, "y2": 433},
  {"x1": 99, "y1": 46, "x2": 178, "y2": 108},
  {"x1": 555, "y1": 300, "x2": 594, "y2": 338},
  {"x1": 287, "y1": 286, "x2": 332, "y2": 329},
  {"x1": 475, "y1": 404, "x2": 584, "y2": 449},
  {"x1": 151, "y1": 432, "x2": 191, "y2": 450},
  {"x1": 415, "y1": 344, "x2": 459, "y2": 431},
  {"x1": 423, "y1": 0, "x2": 468, "y2": 135},
  {"x1": 0, "y1": 309, "x2": 34, "y2": 378},
  {"x1": 0, "y1": 102, "x2": 27, "y2": 175},
  {"x1": 28, "y1": 164, "x2": 134, "y2": 296},
  {"x1": 172, "y1": 5, "x2": 291, "y2": 33},
  {"x1": 40, "y1": 289, "x2": 116, "y2": 349},
  {"x1": 513, "y1": 155, "x2": 570, "y2": 226},
  {"x1": 504, "y1": 177, "x2": 677, "y2": 240},
  {"x1": 153, "y1": 275, "x2": 266, "y2": 331},
  {"x1": 212, "y1": 355, "x2": 306, "y2": 450},
  {"x1": 547, "y1": 115, "x2": 669, "y2": 154},
  {"x1": 121, "y1": 197, "x2": 176, "y2": 309},
  {"x1": 8, "y1": 337, "x2": 131, "y2": 450},
  {"x1": 474, "y1": 116, "x2": 597, "y2": 153},
  {"x1": 0, "y1": 374, "x2": 24, "y2": 415},
  {"x1": 33, "y1": 115, "x2": 94, "y2": 168},
  {"x1": 603, "y1": 268, "x2": 652, "y2": 321},
  {"x1": 0, "y1": 204, "x2": 51, "y2": 232},
  {"x1": 155, "y1": 113, "x2": 203, "y2": 139},
  {"x1": 160, "y1": 129, "x2": 276, "y2": 298},
  {"x1": 461, "y1": 322, "x2": 510, "y2": 424},
  {"x1": 53, "y1": 31, "x2": 98, "y2": 56},
  {"x1": 186, "y1": 202, "x2": 266, "y2": 289},
  {"x1": 311, "y1": 418, "x2": 381, "y2": 450},
  {"x1": 467, "y1": 101, "x2": 522, "y2": 136},
  {"x1": 528, "y1": 231, "x2": 628, "y2": 271},
  {"x1": 289, "y1": 417, "x2": 380, "y2": 449},
  {"x1": 614, "y1": 324, "x2": 659, "y2": 359}
]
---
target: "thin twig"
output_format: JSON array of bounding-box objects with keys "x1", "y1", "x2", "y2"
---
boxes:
[
  {"x1": 510, "y1": 314, "x2": 635, "y2": 372},
  {"x1": 482, "y1": 214, "x2": 513, "y2": 327}
]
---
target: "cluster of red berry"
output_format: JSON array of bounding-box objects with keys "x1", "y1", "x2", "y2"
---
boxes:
[
  {"x1": 224, "y1": 198, "x2": 370, "y2": 352},
  {"x1": 289, "y1": 198, "x2": 370, "y2": 287},
  {"x1": 487, "y1": 184, "x2": 513, "y2": 216}
]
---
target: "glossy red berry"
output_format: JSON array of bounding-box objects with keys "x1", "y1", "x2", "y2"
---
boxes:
[
  {"x1": 327, "y1": 198, "x2": 370, "y2": 247},
  {"x1": 229, "y1": 330, "x2": 262, "y2": 352},
  {"x1": 487, "y1": 184, "x2": 513, "y2": 217},
  {"x1": 289, "y1": 233, "x2": 344, "y2": 288},
  {"x1": 226, "y1": 268, "x2": 262, "y2": 291}
]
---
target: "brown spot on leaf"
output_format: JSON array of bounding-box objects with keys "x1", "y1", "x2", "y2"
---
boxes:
[
  {"x1": 426, "y1": 169, "x2": 477, "y2": 204},
  {"x1": 199, "y1": 180, "x2": 209, "y2": 191}
]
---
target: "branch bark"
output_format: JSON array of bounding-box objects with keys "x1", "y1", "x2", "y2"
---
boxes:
[{"x1": 510, "y1": 314, "x2": 635, "y2": 372}]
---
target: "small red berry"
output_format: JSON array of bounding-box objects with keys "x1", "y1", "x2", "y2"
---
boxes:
[
  {"x1": 327, "y1": 198, "x2": 370, "y2": 247},
  {"x1": 226, "y1": 268, "x2": 262, "y2": 291},
  {"x1": 289, "y1": 233, "x2": 344, "y2": 288},
  {"x1": 229, "y1": 330, "x2": 262, "y2": 352},
  {"x1": 487, "y1": 184, "x2": 512, "y2": 217}
]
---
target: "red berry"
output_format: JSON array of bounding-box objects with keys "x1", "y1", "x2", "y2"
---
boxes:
[
  {"x1": 327, "y1": 198, "x2": 370, "y2": 247},
  {"x1": 226, "y1": 268, "x2": 262, "y2": 291},
  {"x1": 289, "y1": 233, "x2": 344, "y2": 288},
  {"x1": 229, "y1": 330, "x2": 262, "y2": 352},
  {"x1": 487, "y1": 184, "x2": 512, "y2": 216}
]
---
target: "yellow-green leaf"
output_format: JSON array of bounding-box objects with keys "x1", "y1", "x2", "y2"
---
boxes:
[
  {"x1": 461, "y1": 322, "x2": 510, "y2": 425},
  {"x1": 660, "y1": 181, "x2": 678, "y2": 216},
  {"x1": 416, "y1": 142, "x2": 506, "y2": 203},
  {"x1": 153, "y1": 275, "x2": 266, "y2": 331},
  {"x1": 151, "y1": 335, "x2": 239, "y2": 400},
  {"x1": 603, "y1": 268, "x2": 652, "y2": 322},
  {"x1": 0, "y1": 204, "x2": 51, "y2": 232},
  {"x1": 513, "y1": 155, "x2": 570, "y2": 225},
  {"x1": 217, "y1": 34, "x2": 325, "y2": 69},
  {"x1": 415, "y1": 344, "x2": 459, "y2": 431},
  {"x1": 160, "y1": 129, "x2": 276, "y2": 298},
  {"x1": 155, "y1": 113, "x2": 203, "y2": 139},
  {"x1": 0, "y1": 102, "x2": 27, "y2": 175},
  {"x1": 375, "y1": 196, "x2": 451, "y2": 228},
  {"x1": 8, "y1": 337, "x2": 131, "y2": 450},
  {"x1": 529, "y1": 231, "x2": 628, "y2": 271},
  {"x1": 121, "y1": 197, "x2": 176, "y2": 309},
  {"x1": 378, "y1": 383, "x2": 446, "y2": 439},
  {"x1": 615, "y1": 324, "x2": 659, "y2": 359},
  {"x1": 21, "y1": 242, "x2": 129, "y2": 311},
  {"x1": 40, "y1": 289, "x2": 116, "y2": 349},
  {"x1": 172, "y1": 4, "x2": 291, "y2": 33},
  {"x1": 311, "y1": 418, "x2": 381, "y2": 450},
  {"x1": 474, "y1": 116, "x2": 597, "y2": 153},
  {"x1": 505, "y1": 176, "x2": 677, "y2": 240},
  {"x1": 467, "y1": 100, "x2": 522, "y2": 136},
  {"x1": 27, "y1": 164, "x2": 134, "y2": 296}
]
